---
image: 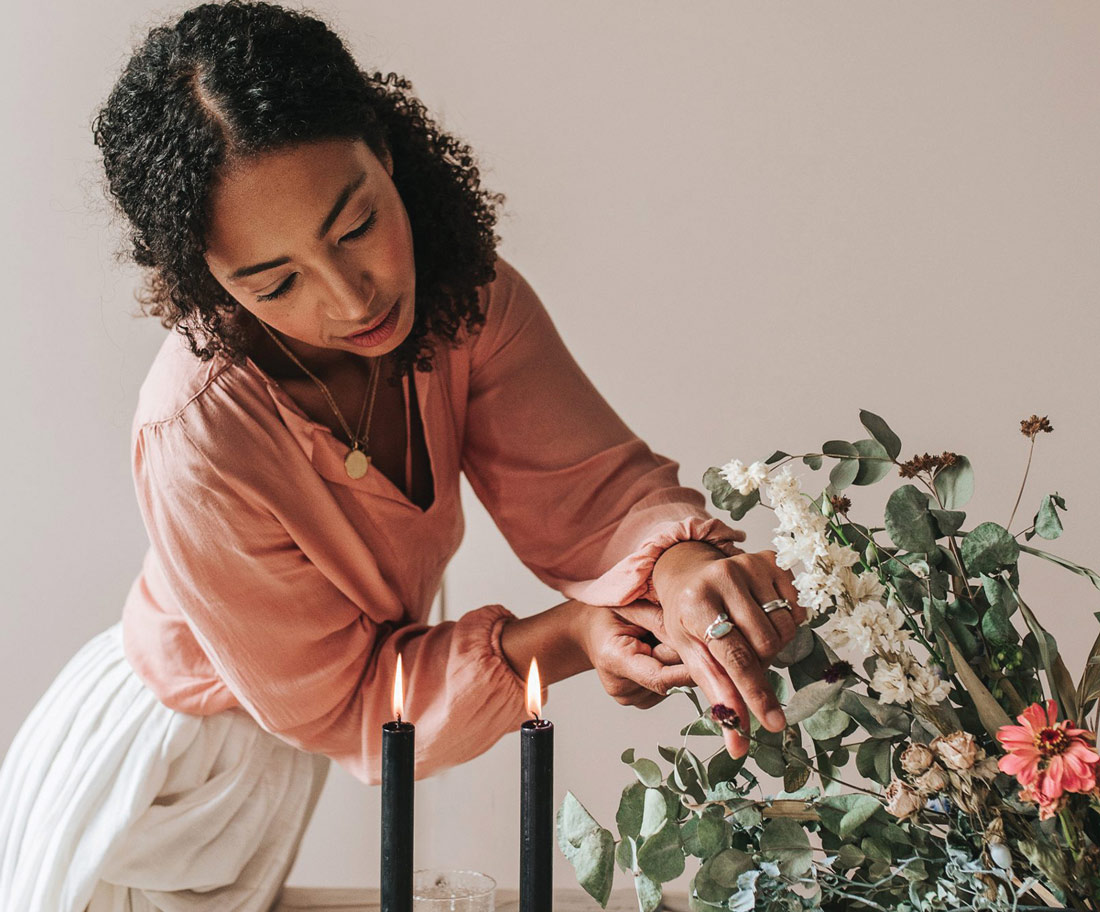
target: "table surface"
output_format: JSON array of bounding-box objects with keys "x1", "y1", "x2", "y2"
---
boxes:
[{"x1": 275, "y1": 887, "x2": 689, "y2": 912}]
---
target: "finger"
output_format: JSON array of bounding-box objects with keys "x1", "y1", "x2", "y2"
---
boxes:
[
  {"x1": 632, "y1": 691, "x2": 665, "y2": 710},
  {"x1": 651, "y1": 662, "x2": 695, "y2": 692},
  {"x1": 678, "y1": 643, "x2": 751, "y2": 757},
  {"x1": 653, "y1": 643, "x2": 682, "y2": 665},
  {"x1": 723, "y1": 564, "x2": 786, "y2": 665},
  {"x1": 773, "y1": 572, "x2": 808, "y2": 626},
  {"x1": 706, "y1": 626, "x2": 786, "y2": 733},
  {"x1": 765, "y1": 599, "x2": 799, "y2": 657},
  {"x1": 615, "y1": 604, "x2": 668, "y2": 640}
]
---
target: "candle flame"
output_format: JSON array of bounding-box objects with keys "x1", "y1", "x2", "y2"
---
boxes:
[
  {"x1": 393, "y1": 654, "x2": 404, "y2": 722},
  {"x1": 526, "y1": 657, "x2": 542, "y2": 718}
]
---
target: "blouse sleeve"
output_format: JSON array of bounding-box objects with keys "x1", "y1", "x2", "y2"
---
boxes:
[
  {"x1": 461, "y1": 259, "x2": 746, "y2": 607},
  {"x1": 133, "y1": 418, "x2": 528, "y2": 785}
]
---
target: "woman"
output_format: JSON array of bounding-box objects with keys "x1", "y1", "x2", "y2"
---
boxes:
[{"x1": 0, "y1": 2, "x2": 805, "y2": 909}]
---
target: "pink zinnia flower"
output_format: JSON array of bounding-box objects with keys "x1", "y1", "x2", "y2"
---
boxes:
[{"x1": 997, "y1": 700, "x2": 1100, "y2": 812}]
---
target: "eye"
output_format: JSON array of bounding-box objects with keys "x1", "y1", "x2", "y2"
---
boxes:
[
  {"x1": 341, "y1": 211, "x2": 378, "y2": 242},
  {"x1": 256, "y1": 275, "x2": 297, "y2": 302}
]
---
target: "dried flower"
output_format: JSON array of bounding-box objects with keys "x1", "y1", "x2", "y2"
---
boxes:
[
  {"x1": 829, "y1": 495, "x2": 851, "y2": 515},
  {"x1": 1020, "y1": 414, "x2": 1053, "y2": 439},
  {"x1": 997, "y1": 700, "x2": 1099, "y2": 811},
  {"x1": 822, "y1": 660, "x2": 854, "y2": 684},
  {"x1": 900, "y1": 743, "x2": 935, "y2": 776},
  {"x1": 913, "y1": 765, "x2": 949, "y2": 794},
  {"x1": 883, "y1": 779, "x2": 922, "y2": 820},
  {"x1": 710, "y1": 704, "x2": 741, "y2": 731},
  {"x1": 931, "y1": 731, "x2": 981, "y2": 771},
  {"x1": 719, "y1": 459, "x2": 769, "y2": 495},
  {"x1": 898, "y1": 451, "x2": 959, "y2": 479}
]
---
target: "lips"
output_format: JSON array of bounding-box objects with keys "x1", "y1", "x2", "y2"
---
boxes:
[{"x1": 344, "y1": 303, "x2": 396, "y2": 340}]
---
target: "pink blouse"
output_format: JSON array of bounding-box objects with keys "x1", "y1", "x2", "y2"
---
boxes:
[{"x1": 121, "y1": 258, "x2": 744, "y2": 784}]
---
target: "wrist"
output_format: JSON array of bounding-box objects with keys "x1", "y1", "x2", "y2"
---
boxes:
[{"x1": 651, "y1": 540, "x2": 726, "y2": 604}]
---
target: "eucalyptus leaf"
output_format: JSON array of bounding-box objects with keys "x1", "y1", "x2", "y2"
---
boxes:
[
  {"x1": 772, "y1": 625, "x2": 815, "y2": 667},
  {"x1": 884, "y1": 485, "x2": 939, "y2": 553},
  {"x1": 782, "y1": 743, "x2": 812, "y2": 793},
  {"x1": 803, "y1": 454, "x2": 823, "y2": 470},
  {"x1": 933, "y1": 455, "x2": 974, "y2": 510},
  {"x1": 632, "y1": 872, "x2": 662, "y2": 912},
  {"x1": 695, "y1": 814, "x2": 727, "y2": 858},
  {"x1": 635, "y1": 819, "x2": 685, "y2": 883},
  {"x1": 839, "y1": 691, "x2": 908, "y2": 738},
  {"x1": 980, "y1": 601, "x2": 1017, "y2": 646},
  {"x1": 1029, "y1": 492, "x2": 1067, "y2": 541},
  {"x1": 802, "y1": 705, "x2": 851, "y2": 741},
  {"x1": 822, "y1": 440, "x2": 860, "y2": 491},
  {"x1": 838, "y1": 795, "x2": 882, "y2": 838},
  {"x1": 621, "y1": 750, "x2": 663, "y2": 788},
  {"x1": 765, "y1": 450, "x2": 790, "y2": 465},
  {"x1": 760, "y1": 818, "x2": 813, "y2": 877},
  {"x1": 852, "y1": 438, "x2": 893, "y2": 486},
  {"x1": 783, "y1": 679, "x2": 846, "y2": 726},
  {"x1": 639, "y1": 787, "x2": 667, "y2": 839},
  {"x1": 856, "y1": 739, "x2": 894, "y2": 786},
  {"x1": 615, "y1": 835, "x2": 635, "y2": 874},
  {"x1": 859, "y1": 410, "x2": 902, "y2": 460},
  {"x1": 616, "y1": 782, "x2": 645, "y2": 840},
  {"x1": 702, "y1": 848, "x2": 755, "y2": 890},
  {"x1": 834, "y1": 843, "x2": 865, "y2": 871},
  {"x1": 929, "y1": 508, "x2": 966, "y2": 538},
  {"x1": 960, "y1": 522, "x2": 1019, "y2": 576},
  {"x1": 557, "y1": 792, "x2": 615, "y2": 907}
]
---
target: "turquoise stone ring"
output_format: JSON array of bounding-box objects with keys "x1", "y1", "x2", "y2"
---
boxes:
[{"x1": 704, "y1": 612, "x2": 734, "y2": 641}]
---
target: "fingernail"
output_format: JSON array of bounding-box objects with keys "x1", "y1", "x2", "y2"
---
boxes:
[{"x1": 766, "y1": 708, "x2": 787, "y2": 730}]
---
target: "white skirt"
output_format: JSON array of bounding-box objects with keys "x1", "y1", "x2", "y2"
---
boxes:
[{"x1": 0, "y1": 623, "x2": 330, "y2": 912}]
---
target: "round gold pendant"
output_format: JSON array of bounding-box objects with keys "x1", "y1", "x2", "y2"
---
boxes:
[{"x1": 344, "y1": 447, "x2": 371, "y2": 480}]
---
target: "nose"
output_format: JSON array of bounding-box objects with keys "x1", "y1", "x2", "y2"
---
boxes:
[{"x1": 317, "y1": 261, "x2": 375, "y2": 324}]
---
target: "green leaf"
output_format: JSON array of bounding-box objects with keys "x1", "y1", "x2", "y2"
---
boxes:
[
  {"x1": 772, "y1": 625, "x2": 815, "y2": 667},
  {"x1": 616, "y1": 783, "x2": 645, "y2": 840},
  {"x1": 702, "y1": 848, "x2": 755, "y2": 888},
  {"x1": 823, "y1": 440, "x2": 860, "y2": 491},
  {"x1": 639, "y1": 787, "x2": 667, "y2": 838},
  {"x1": 802, "y1": 705, "x2": 851, "y2": 741},
  {"x1": 856, "y1": 739, "x2": 894, "y2": 786},
  {"x1": 633, "y1": 872, "x2": 662, "y2": 912},
  {"x1": 933, "y1": 455, "x2": 974, "y2": 510},
  {"x1": 765, "y1": 450, "x2": 790, "y2": 465},
  {"x1": 695, "y1": 814, "x2": 727, "y2": 859},
  {"x1": 701, "y1": 468, "x2": 760, "y2": 520},
  {"x1": 803, "y1": 454, "x2": 823, "y2": 470},
  {"x1": 1019, "y1": 543, "x2": 1100, "y2": 592},
  {"x1": 839, "y1": 691, "x2": 908, "y2": 738},
  {"x1": 980, "y1": 600, "x2": 1017, "y2": 646},
  {"x1": 557, "y1": 792, "x2": 615, "y2": 907},
  {"x1": 833, "y1": 843, "x2": 865, "y2": 871},
  {"x1": 615, "y1": 835, "x2": 635, "y2": 873},
  {"x1": 960, "y1": 522, "x2": 1019, "y2": 576},
  {"x1": 783, "y1": 679, "x2": 846, "y2": 726},
  {"x1": 859, "y1": 410, "x2": 902, "y2": 460},
  {"x1": 783, "y1": 743, "x2": 812, "y2": 793},
  {"x1": 635, "y1": 819, "x2": 685, "y2": 883},
  {"x1": 621, "y1": 750, "x2": 663, "y2": 788},
  {"x1": 667, "y1": 686, "x2": 705, "y2": 716},
  {"x1": 942, "y1": 638, "x2": 1012, "y2": 738},
  {"x1": 851, "y1": 438, "x2": 893, "y2": 486},
  {"x1": 1030, "y1": 492, "x2": 1067, "y2": 541},
  {"x1": 760, "y1": 818, "x2": 813, "y2": 877},
  {"x1": 884, "y1": 485, "x2": 939, "y2": 553},
  {"x1": 929, "y1": 508, "x2": 966, "y2": 537},
  {"x1": 838, "y1": 795, "x2": 882, "y2": 838}
]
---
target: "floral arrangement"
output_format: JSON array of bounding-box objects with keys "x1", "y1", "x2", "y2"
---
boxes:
[{"x1": 558, "y1": 412, "x2": 1100, "y2": 911}]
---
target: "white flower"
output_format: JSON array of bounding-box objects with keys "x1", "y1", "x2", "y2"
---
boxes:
[
  {"x1": 871, "y1": 660, "x2": 914, "y2": 705},
  {"x1": 719, "y1": 459, "x2": 768, "y2": 496}
]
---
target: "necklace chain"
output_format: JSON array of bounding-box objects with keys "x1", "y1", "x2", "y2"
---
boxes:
[{"x1": 259, "y1": 322, "x2": 383, "y2": 453}]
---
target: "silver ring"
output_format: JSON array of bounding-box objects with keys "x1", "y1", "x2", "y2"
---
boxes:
[
  {"x1": 762, "y1": 599, "x2": 791, "y2": 615},
  {"x1": 703, "y1": 612, "x2": 734, "y2": 642}
]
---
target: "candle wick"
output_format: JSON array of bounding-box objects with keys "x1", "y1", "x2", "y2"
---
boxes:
[{"x1": 396, "y1": 712, "x2": 402, "y2": 724}]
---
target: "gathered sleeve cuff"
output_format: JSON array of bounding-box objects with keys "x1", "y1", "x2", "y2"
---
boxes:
[{"x1": 133, "y1": 417, "x2": 528, "y2": 785}]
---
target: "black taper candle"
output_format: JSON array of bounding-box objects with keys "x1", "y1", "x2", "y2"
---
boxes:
[
  {"x1": 520, "y1": 661, "x2": 553, "y2": 912},
  {"x1": 381, "y1": 719, "x2": 414, "y2": 912}
]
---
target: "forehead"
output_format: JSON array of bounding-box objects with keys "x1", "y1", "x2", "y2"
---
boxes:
[{"x1": 204, "y1": 138, "x2": 380, "y2": 269}]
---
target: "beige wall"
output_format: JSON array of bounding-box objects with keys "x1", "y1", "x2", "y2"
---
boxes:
[{"x1": 3, "y1": 0, "x2": 1099, "y2": 893}]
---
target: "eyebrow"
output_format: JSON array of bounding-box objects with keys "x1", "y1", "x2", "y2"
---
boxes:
[{"x1": 228, "y1": 171, "x2": 369, "y2": 281}]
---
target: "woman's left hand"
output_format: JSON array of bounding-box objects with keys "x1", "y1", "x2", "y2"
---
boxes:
[{"x1": 579, "y1": 603, "x2": 694, "y2": 710}]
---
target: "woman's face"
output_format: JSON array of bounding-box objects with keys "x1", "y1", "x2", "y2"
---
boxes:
[{"x1": 204, "y1": 138, "x2": 416, "y2": 369}]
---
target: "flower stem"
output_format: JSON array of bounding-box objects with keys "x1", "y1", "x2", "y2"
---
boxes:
[{"x1": 1007, "y1": 437, "x2": 1036, "y2": 531}]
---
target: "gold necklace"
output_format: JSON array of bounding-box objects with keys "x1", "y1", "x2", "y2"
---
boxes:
[{"x1": 259, "y1": 322, "x2": 383, "y2": 480}]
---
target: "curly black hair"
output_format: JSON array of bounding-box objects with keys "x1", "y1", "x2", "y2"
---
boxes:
[{"x1": 93, "y1": 0, "x2": 502, "y2": 377}]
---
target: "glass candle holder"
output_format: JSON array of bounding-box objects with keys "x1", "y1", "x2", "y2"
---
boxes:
[{"x1": 412, "y1": 869, "x2": 495, "y2": 912}]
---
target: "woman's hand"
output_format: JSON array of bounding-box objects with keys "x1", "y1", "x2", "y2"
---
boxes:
[
  {"x1": 651, "y1": 541, "x2": 808, "y2": 758},
  {"x1": 578, "y1": 604, "x2": 694, "y2": 709}
]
